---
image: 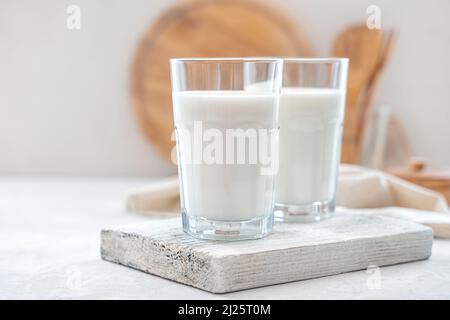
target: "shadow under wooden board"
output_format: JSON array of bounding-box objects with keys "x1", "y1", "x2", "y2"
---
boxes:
[{"x1": 130, "y1": 0, "x2": 313, "y2": 162}]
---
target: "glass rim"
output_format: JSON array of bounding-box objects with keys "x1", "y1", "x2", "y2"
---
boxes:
[
  {"x1": 170, "y1": 57, "x2": 348, "y2": 64},
  {"x1": 170, "y1": 57, "x2": 284, "y2": 64},
  {"x1": 283, "y1": 57, "x2": 349, "y2": 64}
]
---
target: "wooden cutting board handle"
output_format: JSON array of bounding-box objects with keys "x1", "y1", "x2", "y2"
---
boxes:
[{"x1": 130, "y1": 0, "x2": 313, "y2": 162}]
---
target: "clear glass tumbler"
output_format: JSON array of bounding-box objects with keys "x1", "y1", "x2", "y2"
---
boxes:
[
  {"x1": 170, "y1": 58, "x2": 283, "y2": 240},
  {"x1": 274, "y1": 58, "x2": 348, "y2": 222}
]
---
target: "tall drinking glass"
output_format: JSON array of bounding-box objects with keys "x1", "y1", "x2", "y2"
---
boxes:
[
  {"x1": 274, "y1": 58, "x2": 348, "y2": 222},
  {"x1": 170, "y1": 58, "x2": 283, "y2": 240}
]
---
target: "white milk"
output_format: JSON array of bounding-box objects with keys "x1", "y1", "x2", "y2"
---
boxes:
[
  {"x1": 275, "y1": 87, "x2": 345, "y2": 206},
  {"x1": 172, "y1": 91, "x2": 278, "y2": 221}
]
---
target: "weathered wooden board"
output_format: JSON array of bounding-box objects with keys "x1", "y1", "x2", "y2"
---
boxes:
[{"x1": 101, "y1": 213, "x2": 433, "y2": 293}]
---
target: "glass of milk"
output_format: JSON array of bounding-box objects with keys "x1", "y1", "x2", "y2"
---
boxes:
[
  {"x1": 274, "y1": 58, "x2": 348, "y2": 222},
  {"x1": 170, "y1": 58, "x2": 283, "y2": 240}
]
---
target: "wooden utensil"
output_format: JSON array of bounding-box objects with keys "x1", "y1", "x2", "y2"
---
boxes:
[
  {"x1": 131, "y1": 0, "x2": 313, "y2": 161},
  {"x1": 332, "y1": 25, "x2": 389, "y2": 164}
]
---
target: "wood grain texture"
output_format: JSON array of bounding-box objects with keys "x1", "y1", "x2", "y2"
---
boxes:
[
  {"x1": 130, "y1": 0, "x2": 313, "y2": 161},
  {"x1": 101, "y1": 213, "x2": 433, "y2": 293}
]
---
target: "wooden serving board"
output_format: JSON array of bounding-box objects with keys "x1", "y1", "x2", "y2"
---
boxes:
[
  {"x1": 101, "y1": 213, "x2": 433, "y2": 293},
  {"x1": 131, "y1": 0, "x2": 312, "y2": 161}
]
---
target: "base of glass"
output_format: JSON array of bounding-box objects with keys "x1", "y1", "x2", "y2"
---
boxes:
[
  {"x1": 274, "y1": 200, "x2": 335, "y2": 223},
  {"x1": 182, "y1": 212, "x2": 273, "y2": 241}
]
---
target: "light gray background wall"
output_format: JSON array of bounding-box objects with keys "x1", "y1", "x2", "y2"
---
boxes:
[{"x1": 1, "y1": 0, "x2": 449, "y2": 175}]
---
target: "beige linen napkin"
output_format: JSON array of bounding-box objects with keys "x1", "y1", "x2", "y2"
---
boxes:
[
  {"x1": 336, "y1": 165, "x2": 450, "y2": 238},
  {"x1": 127, "y1": 176, "x2": 180, "y2": 214},
  {"x1": 127, "y1": 165, "x2": 450, "y2": 238}
]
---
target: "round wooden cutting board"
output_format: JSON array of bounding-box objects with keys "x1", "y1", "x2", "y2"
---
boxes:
[{"x1": 131, "y1": 0, "x2": 313, "y2": 161}]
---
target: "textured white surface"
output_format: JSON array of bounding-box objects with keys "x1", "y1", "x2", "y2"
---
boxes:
[{"x1": 1, "y1": 177, "x2": 450, "y2": 299}]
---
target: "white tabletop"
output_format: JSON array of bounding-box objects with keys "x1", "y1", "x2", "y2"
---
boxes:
[{"x1": 1, "y1": 176, "x2": 449, "y2": 300}]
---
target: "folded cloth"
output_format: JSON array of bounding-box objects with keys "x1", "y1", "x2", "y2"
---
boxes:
[
  {"x1": 127, "y1": 176, "x2": 180, "y2": 213},
  {"x1": 336, "y1": 165, "x2": 450, "y2": 238},
  {"x1": 337, "y1": 165, "x2": 448, "y2": 213},
  {"x1": 127, "y1": 165, "x2": 450, "y2": 238}
]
